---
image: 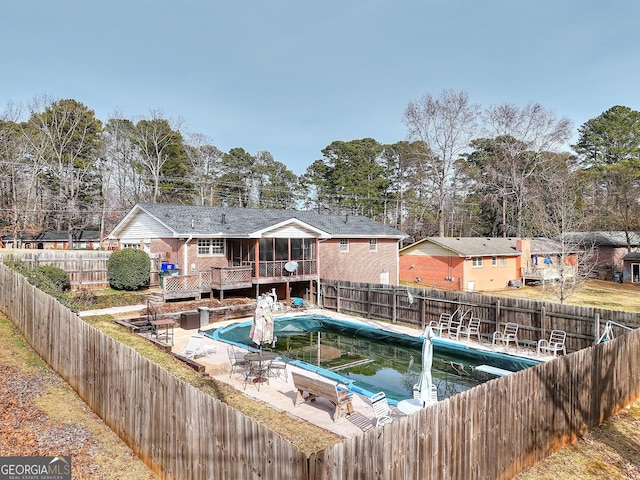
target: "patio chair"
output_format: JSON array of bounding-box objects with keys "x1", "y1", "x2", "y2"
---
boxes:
[
  {"x1": 412, "y1": 384, "x2": 438, "y2": 405},
  {"x1": 492, "y1": 322, "x2": 520, "y2": 350},
  {"x1": 268, "y1": 356, "x2": 289, "y2": 382},
  {"x1": 459, "y1": 315, "x2": 481, "y2": 343},
  {"x1": 180, "y1": 334, "x2": 218, "y2": 359},
  {"x1": 227, "y1": 345, "x2": 248, "y2": 377},
  {"x1": 537, "y1": 330, "x2": 567, "y2": 356},
  {"x1": 448, "y1": 309, "x2": 472, "y2": 340},
  {"x1": 371, "y1": 392, "x2": 394, "y2": 426},
  {"x1": 428, "y1": 308, "x2": 461, "y2": 336}
]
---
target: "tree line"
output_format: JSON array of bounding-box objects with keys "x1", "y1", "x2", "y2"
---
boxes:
[{"x1": 1, "y1": 92, "x2": 639, "y2": 247}]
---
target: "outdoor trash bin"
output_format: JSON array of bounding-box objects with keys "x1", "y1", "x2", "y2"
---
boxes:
[
  {"x1": 198, "y1": 307, "x2": 210, "y2": 328},
  {"x1": 180, "y1": 312, "x2": 199, "y2": 330}
]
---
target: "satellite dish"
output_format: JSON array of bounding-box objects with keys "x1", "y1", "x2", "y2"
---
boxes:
[
  {"x1": 407, "y1": 290, "x2": 414, "y2": 304},
  {"x1": 284, "y1": 261, "x2": 298, "y2": 273}
]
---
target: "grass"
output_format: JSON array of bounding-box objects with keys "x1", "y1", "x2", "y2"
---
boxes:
[{"x1": 482, "y1": 279, "x2": 640, "y2": 313}]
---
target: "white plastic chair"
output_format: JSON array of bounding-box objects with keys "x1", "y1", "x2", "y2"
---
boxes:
[
  {"x1": 428, "y1": 308, "x2": 461, "y2": 336},
  {"x1": 492, "y1": 323, "x2": 519, "y2": 350},
  {"x1": 537, "y1": 330, "x2": 567, "y2": 356},
  {"x1": 459, "y1": 316, "x2": 481, "y2": 343}
]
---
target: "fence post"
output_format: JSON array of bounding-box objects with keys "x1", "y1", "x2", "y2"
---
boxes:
[
  {"x1": 495, "y1": 299, "x2": 501, "y2": 331},
  {"x1": 336, "y1": 284, "x2": 341, "y2": 313},
  {"x1": 420, "y1": 294, "x2": 425, "y2": 329},
  {"x1": 392, "y1": 286, "x2": 397, "y2": 324},
  {"x1": 367, "y1": 284, "x2": 372, "y2": 319},
  {"x1": 594, "y1": 313, "x2": 600, "y2": 344},
  {"x1": 78, "y1": 259, "x2": 84, "y2": 289},
  {"x1": 540, "y1": 305, "x2": 546, "y2": 340}
]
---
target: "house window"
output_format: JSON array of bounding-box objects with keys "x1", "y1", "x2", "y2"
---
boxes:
[
  {"x1": 492, "y1": 256, "x2": 498, "y2": 267},
  {"x1": 198, "y1": 239, "x2": 224, "y2": 256},
  {"x1": 340, "y1": 239, "x2": 349, "y2": 253},
  {"x1": 369, "y1": 238, "x2": 378, "y2": 252},
  {"x1": 501, "y1": 256, "x2": 507, "y2": 267},
  {"x1": 472, "y1": 257, "x2": 483, "y2": 268}
]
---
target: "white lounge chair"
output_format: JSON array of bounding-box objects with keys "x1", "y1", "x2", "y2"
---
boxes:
[
  {"x1": 181, "y1": 334, "x2": 217, "y2": 359},
  {"x1": 492, "y1": 323, "x2": 519, "y2": 350},
  {"x1": 371, "y1": 392, "x2": 402, "y2": 426},
  {"x1": 537, "y1": 330, "x2": 567, "y2": 356}
]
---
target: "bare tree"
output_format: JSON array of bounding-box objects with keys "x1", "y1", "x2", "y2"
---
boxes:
[
  {"x1": 482, "y1": 103, "x2": 573, "y2": 237},
  {"x1": 22, "y1": 97, "x2": 103, "y2": 246},
  {"x1": 0, "y1": 102, "x2": 43, "y2": 246},
  {"x1": 184, "y1": 132, "x2": 223, "y2": 205},
  {"x1": 403, "y1": 89, "x2": 480, "y2": 236},
  {"x1": 129, "y1": 110, "x2": 184, "y2": 203},
  {"x1": 534, "y1": 155, "x2": 596, "y2": 303}
]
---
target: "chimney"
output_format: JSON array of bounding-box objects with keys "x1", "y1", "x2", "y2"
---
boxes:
[{"x1": 221, "y1": 214, "x2": 226, "y2": 225}]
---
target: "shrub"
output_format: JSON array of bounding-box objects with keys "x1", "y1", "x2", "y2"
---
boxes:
[
  {"x1": 107, "y1": 248, "x2": 151, "y2": 291},
  {"x1": 33, "y1": 265, "x2": 70, "y2": 291}
]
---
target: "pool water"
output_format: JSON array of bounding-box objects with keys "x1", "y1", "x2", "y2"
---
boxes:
[{"x1": 207, "y1": 314, "x2": 540, "y2": 404}]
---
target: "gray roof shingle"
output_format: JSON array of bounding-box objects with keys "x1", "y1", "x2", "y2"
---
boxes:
[
  {"x1": 136, "y1": 203, "x2": 406, "y2": 238},
  {"x1": 419, "y1": 237, "x2": 520, "y2": 256}
]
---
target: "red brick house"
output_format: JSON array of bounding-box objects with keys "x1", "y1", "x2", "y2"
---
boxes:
[
  {"x1": 108, "y1": 203, "x2": 406, "y2": 302},
  {"x1": 399, "y1": 237, "x2": 522, "y2": 292},
  {"x1": 399, "y1": 237, "x2": 576, "y2": 292}
]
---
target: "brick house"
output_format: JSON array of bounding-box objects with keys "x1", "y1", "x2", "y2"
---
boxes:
[
  {"x1": 399, "y1": 237, "x2": 522, "y2": 292},
  {"x1": 565, "y1": 231, "x2": 640, "y2": 273},
  {"x1": 399, "y1": 237, "x2": 576, "y2": 292},
  {"x1": 4, "y1": 230, "x2": 101, "y2": 250},
  {"x1": 108, "y1": 203, "x2": 406, "y2": 302}
]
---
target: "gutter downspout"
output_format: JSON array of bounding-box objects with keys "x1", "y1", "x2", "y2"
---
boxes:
[{"x1": 183, "y1": 236, "x2": 192, "y2": 274}]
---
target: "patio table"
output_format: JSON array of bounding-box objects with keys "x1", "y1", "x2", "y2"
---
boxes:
[
  {"x1": 150, "y1": 319, "x2": 175, "y2": 345},
  {"x1": 244, "y1": 351, "x2": 277, "y2": 388},
  {"x1": 397, "y1": 398, "x2": 424, "y2": 415}
]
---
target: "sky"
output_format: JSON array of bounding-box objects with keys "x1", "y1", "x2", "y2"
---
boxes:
[{"x1": 3, "y1": 1, "x2": 640, "y2": 175}]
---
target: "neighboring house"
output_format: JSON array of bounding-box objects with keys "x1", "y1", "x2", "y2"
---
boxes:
[
  {"x1": 621, "y1": 252, "x2": 640, "y2": 283},
  {"x1": 565, "y1": 231, "x2": 640, "y2": 273},
  {"x1": 519, "y1": 237, "x2": 577, "y2": 285},
  {"x1": 108, "y1": 203, "x2": 406, "y2": 301},
  {"x1": 4, "y1": 230, "x2": 101, "y2": 250},
  {"x1": 399, "y1": 237, "x2": 522, "y2": 292},
  {"x1": 399, "y1": 236, "x2": 575, "y2": 292}
]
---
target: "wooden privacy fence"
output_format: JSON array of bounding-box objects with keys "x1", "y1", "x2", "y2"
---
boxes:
[
  {"x1": 0, "y1": 250, "x2": 112, "y2": 289},
  {"x1": 0, "y1": 264, "x2": 306, "y2": 480},
  {"x1": 314, "y1": 335, "x2": 640, "y2": 479},
  {"x1": 1, "y1": 264, "x2": 640, "y2": 479},
  {"x1": 0, "y1": 250, "x2": 165, "y2": 288},
  {"x1": 320, "y1": 279, "x2": 640, "y2": 353}
]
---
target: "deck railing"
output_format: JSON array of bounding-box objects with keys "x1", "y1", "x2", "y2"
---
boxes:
[
  {"x1": 258, "y1": 259, "x2": 317, "y2": 277},
  {"x1": 521, "y1": 265, "x2": 575, "y2": 280}
]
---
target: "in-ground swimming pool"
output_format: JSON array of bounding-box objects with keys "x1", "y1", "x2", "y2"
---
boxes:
[{"x1": 206, "y1": 314, "x2": 540, "y2": 404}]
